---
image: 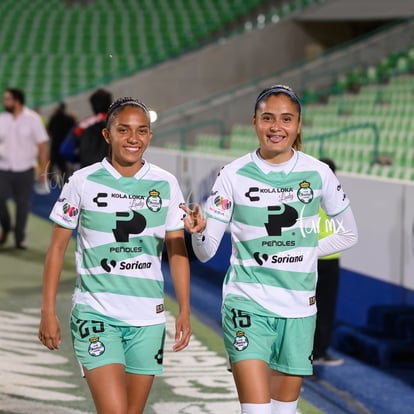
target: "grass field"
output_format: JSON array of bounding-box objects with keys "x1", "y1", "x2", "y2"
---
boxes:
[{"x1": 0, "y1": 208, "x2": 323, "y2": 414}]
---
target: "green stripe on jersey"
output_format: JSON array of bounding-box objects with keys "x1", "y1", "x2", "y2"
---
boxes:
[
  {"x1": 80, "y1": 208, "x2": 169, "y2": 233},
  {"x1": 236, "y1": 162, "x2": 324, "y2": 189},
  {"x1": 237, "y1": 162, "x2": 322, "y2": 190},
  {"x1": 80, "y1": 273, "x2": 164, "y2": 298},
  {"x1": 86, "y1": 171, "x2": 172, "y2": 199},
  {"x1": 232, "y1": 263, "x2": 315, "y2": 291}
]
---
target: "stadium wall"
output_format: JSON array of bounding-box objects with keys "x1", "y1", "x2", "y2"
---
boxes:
[{"x1": 146, "y1": 147, "x2": 414, "y2": 328}]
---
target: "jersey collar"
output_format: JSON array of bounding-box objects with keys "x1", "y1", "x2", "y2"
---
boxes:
[
  {"x1": 252, "y1": 149, "x2": 298, "y2": 175},
  {"x1": 101, "y1": 157, "x2": 150, "y2": 179}
]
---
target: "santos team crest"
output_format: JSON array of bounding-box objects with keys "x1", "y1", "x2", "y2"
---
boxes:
[
  {"x1": 297, "y1": 180, "x2": 314, "y2": 204},
  {"x1": 88, "y1": 337, "x2": 105, "y2": 357},
  {"x1": 233, "y1": 330, "x2": 249, "y2": 351},
  {"x1": 146, "y1": 189, "x2": 162, "y2": 212}
]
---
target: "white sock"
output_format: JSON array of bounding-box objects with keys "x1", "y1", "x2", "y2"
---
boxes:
[
  {"x1": 271, "y1": 399, "x2": 299, "y2": 414},
  {"x1": 241, "y1": 402, "x2": 272, "y2": 414}
]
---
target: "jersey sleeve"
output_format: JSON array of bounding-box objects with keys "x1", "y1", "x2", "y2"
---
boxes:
[
  {"x1": 320, "y1": 167, "x2": 350, "y2": 217},
  {"x1": 191, "y1": 218, "x2": 228, "y2": 262},
  {"x1": 165, "y1": 176, "x2": 185, "y2": 232},
  {"x1": 204, "y1": 166, "x2": 234, "y2": 223},
  {"x1": 318, "y1": 206, "x2": 358, "y2": 257},
  {"x1": 49, "y1": 173, "x2": 82, "y2": 229}
]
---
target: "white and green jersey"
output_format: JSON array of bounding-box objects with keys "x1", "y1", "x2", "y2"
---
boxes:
[
  {"x1": 50, "y1": 158, "x2": 185, "y2": 326},
  {"x1": 205, "y1": 150, "x2": 349, "y2": 318}
]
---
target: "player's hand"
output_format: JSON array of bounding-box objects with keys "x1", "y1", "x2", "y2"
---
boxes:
[
  {"x1": 180, "y1": 203, "x2": 206, "y2": 234},
  {"x1": 173, "y1": 312, "x2": 192, "y2": 352},
  {"x1": 39, "y1": 313, "x2": 61, "y2": 350}
]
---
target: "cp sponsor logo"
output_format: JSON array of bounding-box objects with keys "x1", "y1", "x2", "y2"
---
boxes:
[
  {"x1": 113, "y1": 210, "x2": 146, "y2": 242},
  {"x1": 265, "y1": 204, "x2": 298, "y2": 236}
]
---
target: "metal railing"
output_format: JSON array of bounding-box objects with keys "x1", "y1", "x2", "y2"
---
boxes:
[{"x1": 154, "y1": 18, "x2": 414, "y2": 134}]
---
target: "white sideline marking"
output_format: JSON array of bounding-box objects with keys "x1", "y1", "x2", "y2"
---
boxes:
[
  {"x1": 0, "y1": 309, "x2": 90, "y2": 413},
  {"x1": 154, "y1": 313, "x2": 240, "y2": 412},
  {"x1": 0, "y1": 309, "x2": 302, "y2": 413}
]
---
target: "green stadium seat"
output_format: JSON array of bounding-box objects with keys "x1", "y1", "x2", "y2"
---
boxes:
[
  {"x1": 1, "y1": 0, "x2": 413, "y2": 183},
  {"x1": 0, "y1": 0, "x2": 273, "y2": 105},
  {"x1": 194, "y1": 134, "x2": 224, "y2": 153},
  {"x1": 254, "y1": 64, "x2": 414, "y2": 181}
]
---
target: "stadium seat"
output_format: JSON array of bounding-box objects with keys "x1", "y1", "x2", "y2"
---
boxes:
[
  {"x1": 333, "y1": 306, "x2": 414, "y2": 367},
  {"x1": 0, "y1": 0, "x2": 271, "y2": 106}
]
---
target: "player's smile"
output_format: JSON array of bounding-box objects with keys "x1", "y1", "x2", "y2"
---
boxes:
[
  {"x1": 123, "y1": 143, "x2": 141, "y2": 153},
  {"x1": 267, "y1": 132, "x2": 286, "y2": 144}
]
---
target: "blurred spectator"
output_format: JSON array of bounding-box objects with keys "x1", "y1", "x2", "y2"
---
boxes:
[
  {"x1": 60, "y1": 88, "x2": 112, "y2": 170},
  {"x1": 79, "y1": 88, "x2": 113, "y2": 167},
  {"x1": 47, "y1": 102, "x2": 76, "y2": 178},
  {"x1": 0, "y1": 88, "x2": 49, "y2": 249},
  {"x1": 313, "y1": 158, "x2": 344, "y2": 366}
]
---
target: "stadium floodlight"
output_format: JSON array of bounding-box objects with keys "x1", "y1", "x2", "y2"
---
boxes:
[
  {"x1": 149, "y1": 110, "x2": 158, "y2": 123},
  {"x1": 149, "y1": 109, "x2": 158, "y2": 123}
]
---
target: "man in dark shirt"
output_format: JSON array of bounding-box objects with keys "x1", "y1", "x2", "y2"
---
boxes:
[{"x1": 48, "y1": 102, "x2": 76, "y2": 178}]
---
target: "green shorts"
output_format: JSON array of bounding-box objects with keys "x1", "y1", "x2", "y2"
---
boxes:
[
  {"x1": 70, "y1": 315, "x2": 165, "y2": 375},
  {"x1": 222, "y1": 304, "x2": 315, "y2": 375}
]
